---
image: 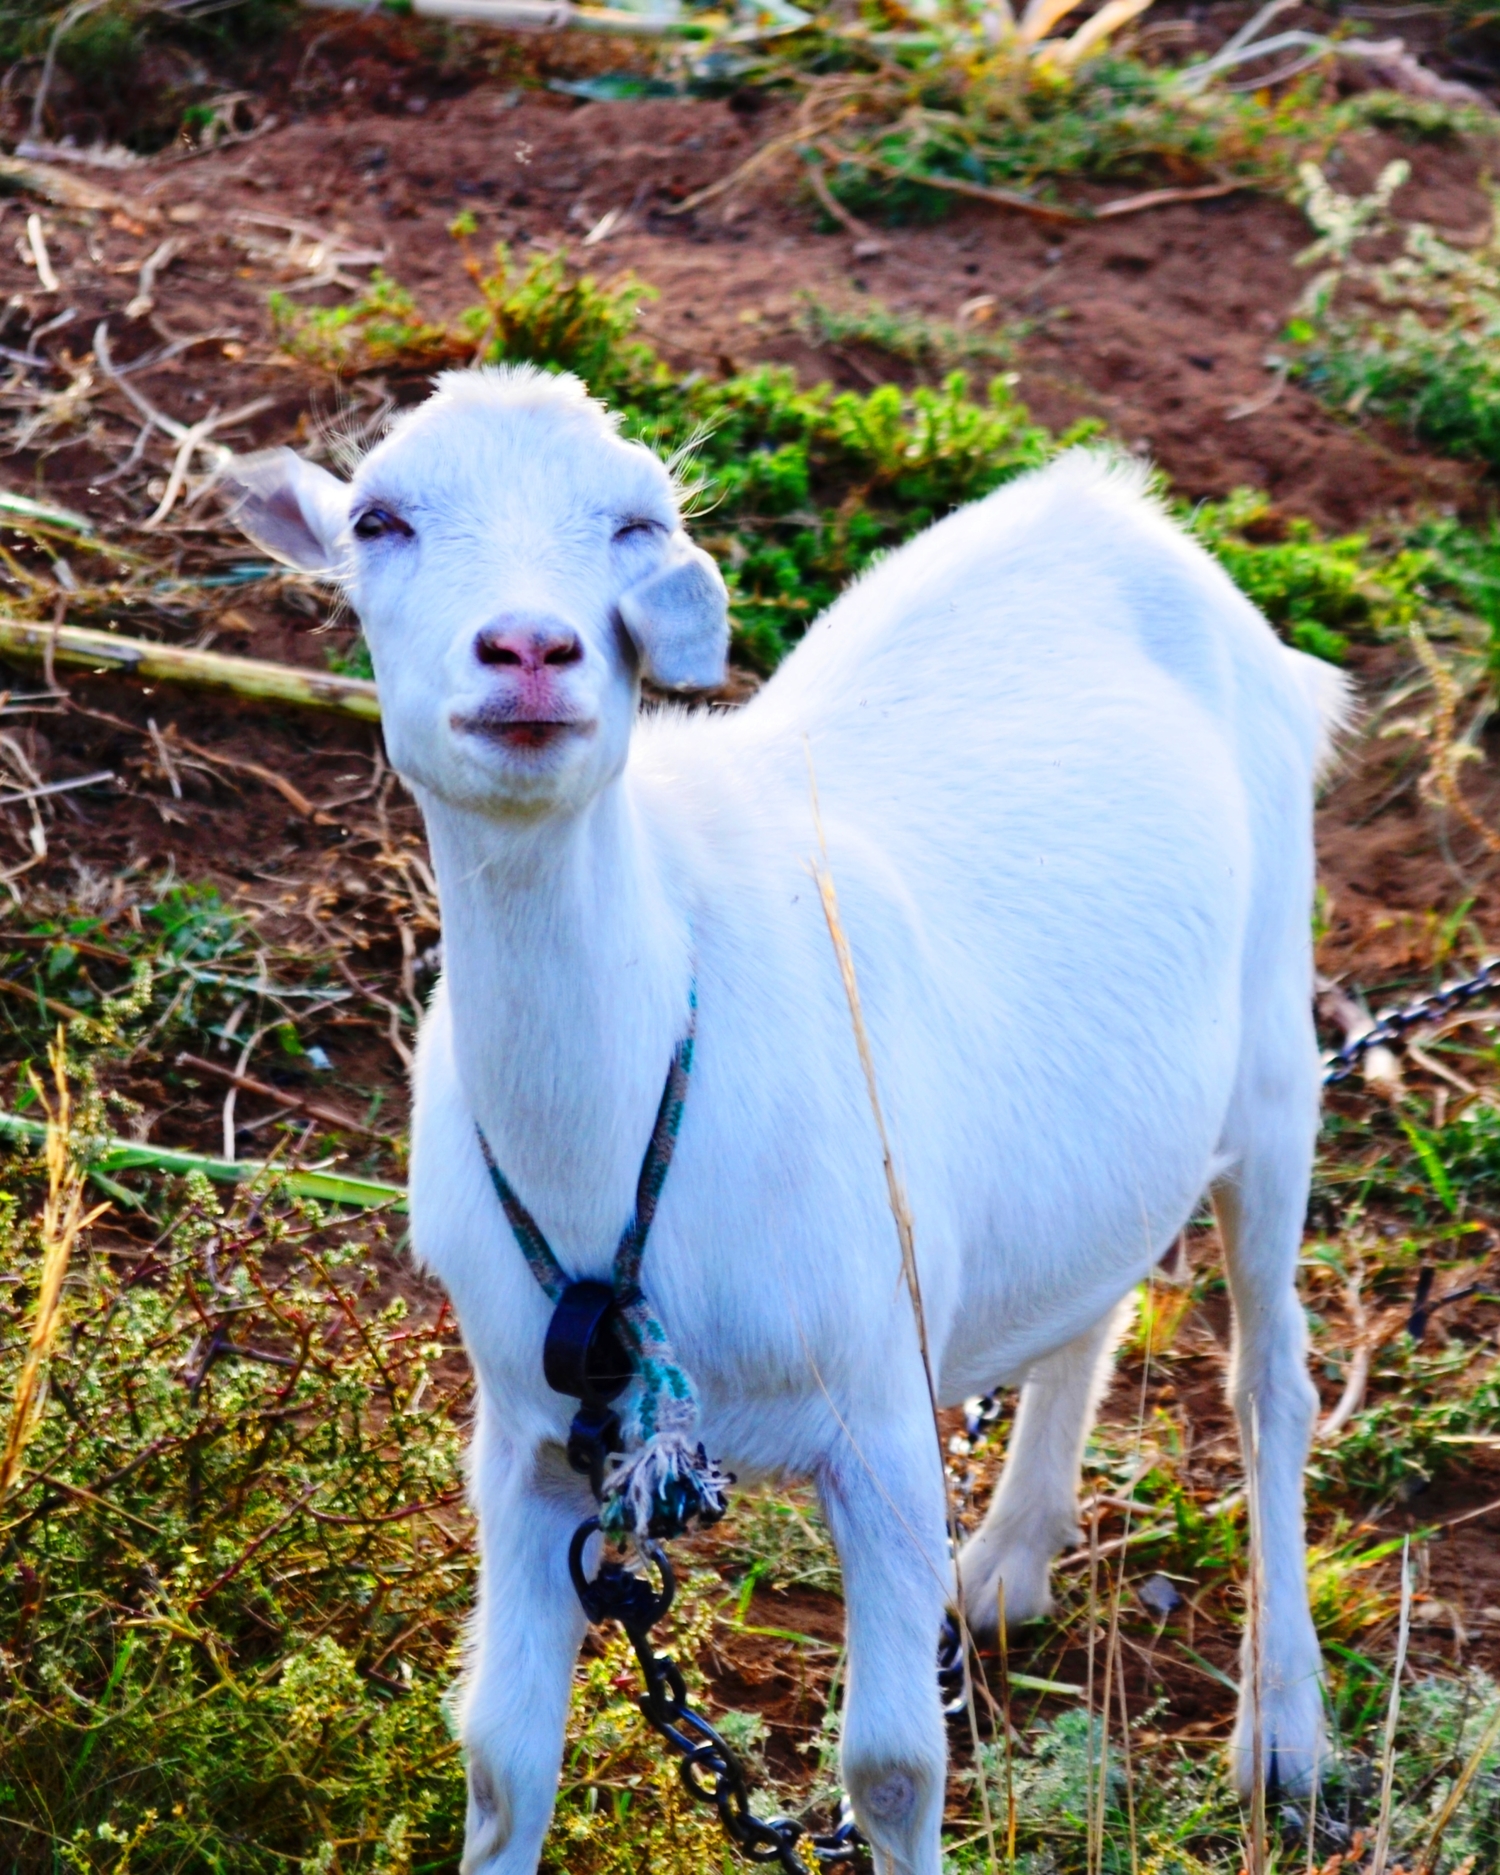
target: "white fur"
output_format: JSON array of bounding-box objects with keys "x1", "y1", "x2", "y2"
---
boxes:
[{"x1": 227, "y1": 367, "x2": 1345, "y2": 1874}]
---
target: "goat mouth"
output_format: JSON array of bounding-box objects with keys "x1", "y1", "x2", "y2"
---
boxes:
[{"x1": 451, "y1": 712, "x2": 593, "y2": 754}]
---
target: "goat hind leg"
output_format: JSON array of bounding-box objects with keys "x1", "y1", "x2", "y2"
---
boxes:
[
  {"x1": 1216, "y1": 1100, "x2": 1326, "y2": 1798},
  {"x1": 959, "y1": 1299, "x2": 1131, "y2": 1635}
]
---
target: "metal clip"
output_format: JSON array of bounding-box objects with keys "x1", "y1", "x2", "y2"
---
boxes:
[{"x1": 543, "y1": 1278, "x2": 633, "y2": 1404}]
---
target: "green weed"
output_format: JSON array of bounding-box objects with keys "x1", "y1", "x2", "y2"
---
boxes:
[
  {"x1": 1290, "y1": 157, "x2": 1500, "y2": 471},
  {"x1": 0, "y1": 876, "x2": 406, "y2": 1193},
  {"x1": 709, "y1": 1481, "x2": 842, "y2": 1600},
  {"x1": 795, "y1": 289, "x2": 1018, "y2": 376},
  {"x1": 276, "y1": 243, "x2": 1465, "y2": 675},
  {"x1": 813, "y1": 55, "x2": 1336, "y2": 227},
  {"x1": 277, "y1": 245, "x2": 1067, "y2": 671},
  {"x1": 1187, "y1": 487, "x2": 1433, "y2": 664},
  {"x1": 0, "y1": 1120, "x2": 471, "y2": 1870},
  {"x1": 733, "y1": 0, "x2": 1464, "y2": 232}
]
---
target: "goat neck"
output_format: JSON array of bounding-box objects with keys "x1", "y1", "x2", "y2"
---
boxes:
[{"x1": 420, "y1": 777, "x2": 692, "y2": 1270}]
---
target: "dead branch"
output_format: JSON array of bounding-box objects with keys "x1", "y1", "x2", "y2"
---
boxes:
[{"x1": 175, "y1": 1052, "x2": 388, "y2": 1139}]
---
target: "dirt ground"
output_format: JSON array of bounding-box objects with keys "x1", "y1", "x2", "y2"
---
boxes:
[{"x1": 8, "y1": 8, "x2": 1500, "y2": 1795}]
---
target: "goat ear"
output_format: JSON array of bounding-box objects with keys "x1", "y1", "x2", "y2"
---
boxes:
[
  {"x1": 222, "y1": 447, "x2": 349, "y2": 574},
  {"x1": 618, "y1": 534, "x2": 729, "y2": 692}
]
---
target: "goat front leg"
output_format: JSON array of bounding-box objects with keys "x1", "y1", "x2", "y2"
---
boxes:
[
  {"x1": 460, "y1": 1402, "x2": 594, "y2": 1874},
  {"x1": 959, "y1": 1298, "x2": 1133, "y2": 1632},
  {"x1": 818, "y1": 1414, "x2": 951, "y2": 1875},
  {"x1": 1216, "y1": 1085, "x2": 1326, "y2": 1798}
]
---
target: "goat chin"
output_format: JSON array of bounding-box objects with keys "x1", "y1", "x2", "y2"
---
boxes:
[{"x1": 231, "y1": 375, "x2": 1344, "y2": 1871}]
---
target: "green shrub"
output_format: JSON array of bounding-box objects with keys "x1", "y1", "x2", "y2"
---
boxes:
[
  {"x1": 1188, "y1": 488, "x2": 1433, "y2": 663},
  {"x1": 1290, "y1": 158, "x2": 1500, "y2": 471},
  {"x1": 277, "y1": 246, "x2": 1067, "y2": 671},
  {"x1": 818, "y1": 52, "x2": 1334, "y2": 227},
  {"x1": 279, "y1": 245, "x2": 1434, "y2": 674},
  {"x1": 0, "y1": 1131, "x2": 471, "y2": 1870}
]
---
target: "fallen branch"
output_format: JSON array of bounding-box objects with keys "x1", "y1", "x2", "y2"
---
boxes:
[
  {"x1": 303, "y1": 0, "x2": 708, "y2": 31},
  {"x1": 175, "y1": 1052, "x2": 388, "y2": 1139},
  {"x1": 0, "y1": 618, "x2": 381, "y2": 722},
  {"x1": 160, "y1": 725, "x2": 323, "y2": 818},
  {"x1": 0, "y1": 973, "x2": 86, "y2": 1024},
  {"x1": 1094, "y1": 180, "x2": 1245, "y2": 219},
  {"x1": 125, "y1": 234, "x2": 186, "y2": 321},
  {"x1": 0, "y1": 1109, "x2": 404, "y2": 1210},
  {"x1": 812, "y1": 149, "x2": 1244, "y2": 227},
  {"x1": 0, "y1": 153, "x2": 153, "y2": 218},
  {"x1": 24, "y1": 215, "x2": 58, "y2": 293},
  {"x1": 817, "y1": 147, "x2": 1081, "y2": 225},
  {"x1": 803, "y1": 156, "x2": 886, "y2": 248}
]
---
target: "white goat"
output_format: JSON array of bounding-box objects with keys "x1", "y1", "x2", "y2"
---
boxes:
[{"x1": 229, "y1": 366, "x2": 1345, "y2": 1875}]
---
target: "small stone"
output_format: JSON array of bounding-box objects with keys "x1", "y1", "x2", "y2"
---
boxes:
[{"x1": 1138, "y1": 1573, "x2": 1183, "y2": 1618}]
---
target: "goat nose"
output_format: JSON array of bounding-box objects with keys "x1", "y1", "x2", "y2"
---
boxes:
[{"x1": 473, "y1": 624, "x2": 584, "y2": 672}]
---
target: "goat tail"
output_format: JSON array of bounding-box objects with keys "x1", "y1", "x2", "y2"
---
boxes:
[{"x1": 1283, "y1": 644, "x2": 1356, "y2": 783}]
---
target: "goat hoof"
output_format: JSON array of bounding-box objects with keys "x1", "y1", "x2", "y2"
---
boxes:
[
  {"x1": 1229, "y1": 1675, "x2": 1327, "y2": 1798},
  {"x1": 957, "y1": 1536, "x2": 1055, "y2": 1636},
  {"x1": 459, "y1": 1756, "x2": 513, "y2": 1874}
]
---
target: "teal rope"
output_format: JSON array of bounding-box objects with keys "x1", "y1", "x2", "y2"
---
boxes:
[
  {"x1": 475, "y1": 1137, "x2": 570, "y2": 1304},
  {"x1": 477, "y1": 984, "x2": 729, "y2": 1539}
]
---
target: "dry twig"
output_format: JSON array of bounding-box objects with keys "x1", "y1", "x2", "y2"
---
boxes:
[
  {"x1": 1401, "y1": 622, "x2": 1500, "y2": 856},
  {"x1": 176, "y1": 1052, "x2": 388, "y2": 1139}
]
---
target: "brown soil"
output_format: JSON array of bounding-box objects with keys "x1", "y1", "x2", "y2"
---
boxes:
[{"x1": 7, "y1": 10, "x2": 1500, "y2": 1811}]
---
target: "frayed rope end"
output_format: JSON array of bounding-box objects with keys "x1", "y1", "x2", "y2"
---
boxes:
[{"x1": 599, "y1": 1433, "x2": 734, "y2": 1540}]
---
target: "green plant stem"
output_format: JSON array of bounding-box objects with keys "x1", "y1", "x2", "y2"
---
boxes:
[{"x1": 0, "y1": 1111, "x2": 405, "y2": 1210}]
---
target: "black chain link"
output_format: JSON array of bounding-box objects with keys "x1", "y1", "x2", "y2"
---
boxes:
[
  {"x1": 569, "y1": 1518, "x2": 866, "y2": 1871},
  {"x1": 1322, "y1": 957, "x2": 1500, "y2": 1086}
]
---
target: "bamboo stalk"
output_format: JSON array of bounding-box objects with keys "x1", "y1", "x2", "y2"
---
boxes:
[
  {"x1": 0, "y1": 1110, "x2": 405, "y2": 1211},
  {"x1": 0, "y1": 616, "x2": 381, "y2": 721}
]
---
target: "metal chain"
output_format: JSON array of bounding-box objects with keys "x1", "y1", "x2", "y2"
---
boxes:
[
  {"x1": 1322, "y1": 956, "x2": 1500, "y2": 1086},
  {"x1": 569, "y1": 1518, "x2": 866, "y2": 1871}
]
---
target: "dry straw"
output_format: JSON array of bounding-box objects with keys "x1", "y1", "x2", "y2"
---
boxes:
[
  {"x1": 806, "y1": 746, "x2": 1000, "y2": 1873},
  {"x1": 1370, "y1": 1536, "x2": 1414, "y2": 1875},
  {"x1": 0, "y1": 1030, "x2": 108, "y2": 1505}
]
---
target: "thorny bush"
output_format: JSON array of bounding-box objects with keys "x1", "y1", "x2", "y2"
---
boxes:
[
  {"x1": 0, "y1": 1062, "x2": 805, "y2": 1873},
  {"x1": 0, "y1": 1113, "x2": 474, "y2": 1870}
]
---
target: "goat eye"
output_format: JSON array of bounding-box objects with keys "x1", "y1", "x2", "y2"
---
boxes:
[
  {"x1": 614, "y1": 519, "x2": 661, "y2": 544},
  {"x1": 354, "y1": 506, "x2": 412, "y2": 542}
]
